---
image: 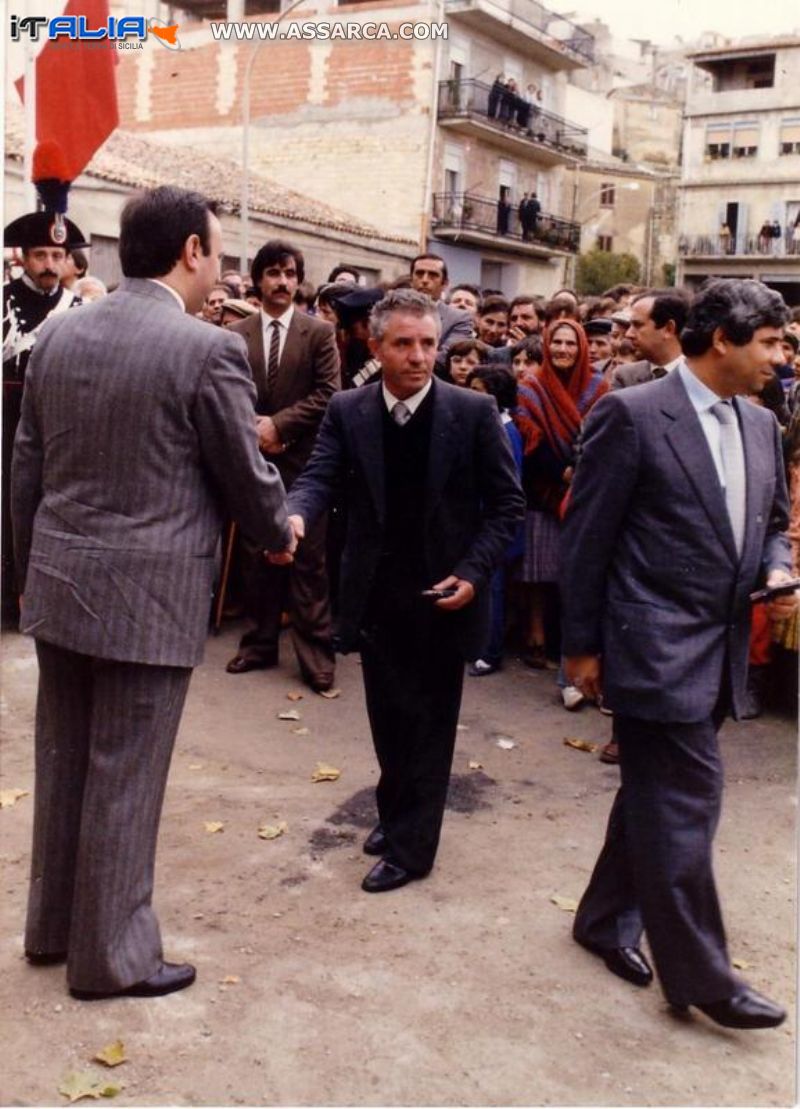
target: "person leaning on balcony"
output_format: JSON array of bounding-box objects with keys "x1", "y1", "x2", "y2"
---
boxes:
[
  {"x1": 487, "y1": 74, "x2": 505, "y2": 119},
  {"x1": 718, "y1": 223, "x2": 732, "y2": 254}
]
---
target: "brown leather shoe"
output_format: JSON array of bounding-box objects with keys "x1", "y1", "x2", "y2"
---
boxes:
[
  {"x1": 599, "y1": 741, "x2": 619, "y2": 764},
  {"x1": 307, "y1": 673, "x2": 335, "y2": 693},
  {"x1": 70, "y1": 961, "x2": 196, "y2": 1001},
  {"x1": 225, "y1": 654, "x2": 277, "y2": 674}
]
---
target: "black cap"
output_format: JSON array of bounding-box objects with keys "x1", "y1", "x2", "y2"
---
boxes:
[
  {"x1": 584, "y1": 317, "x2": 613, "y2": 336},
  {"x1": 4, "y1": 211, "x2": 88, "y2": 250}
]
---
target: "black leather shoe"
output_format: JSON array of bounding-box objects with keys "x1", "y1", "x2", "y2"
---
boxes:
[
  {"x1": 363, "y1": 825, "x2": 387, "y2": 856},
  {"x1": 225, "y1": 654, "x2": 277, "y2": 674},
  {"x1": 307, "y1": 673, "x2": 335, "y2": 694},
  {"x1": 70, "y1": 961, "x2": 196, "y2": 1001},
  {"x1": 695, "y1": 989, "x2": 786, "y2": 1029},
  {"x1": 26, "y1": 949, "x2": 67, "y2": 965},
  {"x1": 578, "y1": 939, "x2": 653, "y2": 987},
  {"x1": 361, "y1": 858, "x2": 425, "y2": 893}
]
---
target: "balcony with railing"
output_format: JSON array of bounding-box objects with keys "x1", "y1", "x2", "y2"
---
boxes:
[
  {"x1": 438, "y1": 78, "x2": 587, "y2": 165},
  {"x1": 432, "y1": 192, "x2": 580, "y2": 256},
  {"x1": 679, "y1": 232, "x2": 800, "y2": 258},
  {"x1": 444, "y1": 0, "x2": 594, "y2": 69}
]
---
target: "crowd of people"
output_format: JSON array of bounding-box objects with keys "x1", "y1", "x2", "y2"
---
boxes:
[{"x1": 3, "y1": 188, "x2": 797, "y2": 1030}]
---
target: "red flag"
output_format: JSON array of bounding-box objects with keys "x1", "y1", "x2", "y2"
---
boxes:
[{"x1": 17, "y1": 0, "x2": 119, "y2": 183}]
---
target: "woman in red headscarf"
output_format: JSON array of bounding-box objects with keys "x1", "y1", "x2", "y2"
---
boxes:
[{"x1": 513, "y1": 319, "x2": 607, "y2": 696}]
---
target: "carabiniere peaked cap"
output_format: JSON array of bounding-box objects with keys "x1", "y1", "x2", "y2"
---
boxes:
[{"x1": 4, "y1": 139, "x2": 88, "y2": 250}]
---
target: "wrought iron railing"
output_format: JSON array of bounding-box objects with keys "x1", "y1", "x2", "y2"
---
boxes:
[
  {"x1": 678, "y1": 232, "x2": 800, "y2": 257},
  {"x1": 432, "y1": 191, "x2": 580, "y2": 253},
  {"x1": 438, "y1": 78, "x2": 588, "y2": 159}
]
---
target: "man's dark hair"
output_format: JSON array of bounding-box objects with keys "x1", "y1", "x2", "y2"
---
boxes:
[
  {"x1": 450, "y1": 282, "x2": 481, "y2": 302},
  {"x1": 632, "y1": 287, "x2": 691, "y2": 334},
  {"x1": 510, "y1": 335, "x2": 543, "y2": 363},
  {"x1": 585, "y1": 296, "x2": 617, "y2": 321},
  {"x1": 68, "y1": 248, "x2": 88, "y2": 277},
  {"x1": 328, "y1": 263, "x2": 359, "y2": 283},
  {"x1": 411, "y1": 253, "x2": 448, "y2": 282},
  {"x1": 467, "y1": 364, "x2": 518, "y2": 411},
  {"x1": 478, "y1": 295, "x2": 510, "y2": 318},
  {"x1": 294, "y1": 281, "x2": 315, "y2": 306},
  {"x1": 251, "y1": 240, "x2": 305, "y2": 286},
  {"x1": 680, "y1": 280, "x2": 789, "y2": 356},
  {"x1": 543, "y1": 295, "x2": 580, "y2": 323},
  {"x1": 783, "y1": 329, "x2": 799, "y2": 354},
  {"x1": 119, "y1": 186, "x2": 218, "y2": 279},
  {"x1": 790, "y1": 305, "x2": 800, "y2": 324},
  {"x1": 509, "y1": 294, "x2": 539, "y2": 313},
  {"x1": 601, "y1": 283, "x2": 637, "y2": 302}
]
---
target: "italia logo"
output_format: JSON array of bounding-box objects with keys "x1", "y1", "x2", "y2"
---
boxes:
[{"x1": 10, "y1": 13, "x2": 181, "y2": 49}]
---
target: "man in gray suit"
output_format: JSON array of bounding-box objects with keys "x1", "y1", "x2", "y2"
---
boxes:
[
  {"x1": 561, "y1": 279, "x2": 795, "y2": 1029},
  {"x1": 11, "y1": 186, "x2": 292, "y2": 1000},
  {"x1": 409, "y1": 253, "x2": 473, "y2": 368},
  {"x1": 610, "y1": 288, "x2": 689, "y2": 389}
]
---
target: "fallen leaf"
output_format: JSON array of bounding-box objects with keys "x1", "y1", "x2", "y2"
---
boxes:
[
  {"x1": 58, "y1": 1071, "x2": 123, "y2": 1102},
  {"x1": 468, "y1": 760, "x2": 483, "y2": 770},
  {"x1": 550, "y1": 894, "x2": 579, "y2": 913},
  {"x1": 292, "y1": 727, "x2": 310, "y2": 736},
  {"x1": 188, "y1": 764, "x2": 203, "y2": 771},
  {"x1": 456, "y1": 724, "x2": 469, "y2": 731},
  {"x1": 258, "y1": 821, "x2": 288, "y2": 840},
  {"x1": 496, "y1": 738, "x2": 516, "y2": 750},
  {"x1": 563, "y1": 737, "x2": 599, "y2": 754},
  {"x1": 311, "y1": 763, "x2": 341, "y2": 783},
  {"x1": 93, "y1": 1041, "x2": 126, "y2": 1068},
  {"x1": 286, "y1": 691, "x2": 304, "y2": 702},
  {"x1": 277, "y1": 710, "x2": 301, "y2": 721},
  {"x1": 204, "y1": 821, "x2": 224, "y2": 834},
  {"x1": 0, "y1": 788, "x2": 29, "y2": 809},
  {"x1": 318, "y1": 688, "x2": 341, "y2": 699},
  {"x1": 219, "y1": 975, "x2": 240, "y2": 985},
  {"x1": 732, "y1": 957, "x2": 751, "y2": 970}
]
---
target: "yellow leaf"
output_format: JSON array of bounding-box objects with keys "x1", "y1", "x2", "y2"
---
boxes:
[
  {"x1": 318, "y1": 688, "x2": 341, "y2": 699},
  {"x1": 311, "y1": 763, "x2": 341, "y2": 783},
  {"x1": 732, "y1": 957, "x2": 751, "y2": 970},
  {"x1": 468, "y1": 760, "x2": 483, "y2": 770},
  {"x1": 204, "y1": 821, "x2": 224, "y2": 834},
  {"x1": 219, "y1": 974, "x2": 240, "y2": 985},
  {"x1": 277, "y1": 709, "x2": 301, "y2": 721},
  {"x1": 188, "y1": 763, "x2": 203, "y2": 771},
  {"x1": 286, "y1": 691, "x2": 304, "y2": 701},
  {"x1": 93, "y1": 1041, "x2": 126, "y2": 1068},
  {"x1": 563, "y1": 737, "x2": 599, "y2": 754},
  {"x1": 58, "y1": 1071, "x2": 123, "y2": 1102},
  {"x1": 292, "y1": 727, "x2": 310, "y2": 736},
  {"x1": 257, "y1": 821, "x2": 288, "y2": 840},
  {"x1": 0, "y1": 788, "x2": 29, "y2": 809},
  {"x1": 550, "y1": 894, "x2": 579, "y2": 913}
]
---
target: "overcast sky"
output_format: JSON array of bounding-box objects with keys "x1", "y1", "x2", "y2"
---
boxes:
[{"x1": 564, "y1": 0, "x2": 800, "y2": 45}]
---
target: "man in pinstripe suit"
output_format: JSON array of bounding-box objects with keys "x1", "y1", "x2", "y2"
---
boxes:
[{"x1": 11, "y1": 186, "x2": 293, "y2": 1000}]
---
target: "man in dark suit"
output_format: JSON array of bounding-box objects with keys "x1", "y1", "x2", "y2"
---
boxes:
[
  {"x1": 561, "y1": 279, "x2": 795, "y2": 1029},
  {"x1": 611, "y1": 288, "x2": 689, "y2": 389},
  {"x1": 409, "y1": 253, "x2": 474, "y2": 368},
  {"x1": 225, "y1": 240, "x2": 340, "y2": 692},
  {"x1": 11, "y1": 186, "x2": 292, "y2": 999},
  {"x1": 283, "y1": 289, "x2": 525, "y2": 892}
]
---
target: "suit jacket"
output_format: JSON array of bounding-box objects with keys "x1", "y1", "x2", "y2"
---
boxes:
[
  {"x1": 286, "y1": 378, "x2": 525, "y2": 657},
  {"x1": 610, "y1": 359, "x2": 653, "y2": 389},
  {"x1": 11, "y1": 278, "x2": 291, "y2": 667},
  {"x1": 436, "y1": 301, "x2": 474, "y2": 363},
  {"x1": 561, "y1": 366, "x2": 791, "y2": 722},
  {"x1": 230, "y1": 309, "x2": 339, "y2": 487}
]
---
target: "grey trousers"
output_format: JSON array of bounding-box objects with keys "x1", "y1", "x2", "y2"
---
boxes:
[{"x1": 26, "y1": 640, "x2": 191, "y2": 992}]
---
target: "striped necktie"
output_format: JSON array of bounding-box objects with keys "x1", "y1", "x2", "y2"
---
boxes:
[
  {"x1": 711, "y1": 399, "x2": 746, "y2": 556},
  {"x1": 267, "y1": 319, "x2": 281, "y2": 392}
]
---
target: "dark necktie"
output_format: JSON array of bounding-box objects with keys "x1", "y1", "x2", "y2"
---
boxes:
[
  {"x1": 651, "y1": 365, "x2": 667, "y2": 379},
  {"x1": 267, "y1": 319, "x2": 281, "y2": 392},
  {"x1": 392, "y1": 401, "x2": 411, "y2": 426}
]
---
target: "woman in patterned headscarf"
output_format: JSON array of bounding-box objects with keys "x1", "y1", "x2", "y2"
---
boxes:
[{"x1": 513, "y1": 319, "x2": 607, "y2": 705}]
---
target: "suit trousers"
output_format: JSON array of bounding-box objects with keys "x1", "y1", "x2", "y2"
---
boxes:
[
  {"x1": 26, "y1": 640, "x2": 191, "y2": 992},
  {"x1": 238, "y1": 512, "x2": 335, "y2": 682},
  {"x1": 359, "y1": 608, "x2": 465, "y2": 875},
  {"x1": 572, "y1": 705, "x2": 741, "y2": 1007}
]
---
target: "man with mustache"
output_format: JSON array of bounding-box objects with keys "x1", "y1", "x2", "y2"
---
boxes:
[
  {"x1": 2, "y1": 210, "x2": 85, "y2": 626},
  {"x1": 226, "y1": 240, "x2": 340, "y2": 692}
]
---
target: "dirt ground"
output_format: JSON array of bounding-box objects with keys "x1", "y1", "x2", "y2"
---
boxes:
[{"x1": 0, "y1": 626, "x2": 796, "y2": 1107}]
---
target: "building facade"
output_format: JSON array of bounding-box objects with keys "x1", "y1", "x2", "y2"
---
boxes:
[{"x1": 677, "y1": 36, "x2": 800, "y2": 304}]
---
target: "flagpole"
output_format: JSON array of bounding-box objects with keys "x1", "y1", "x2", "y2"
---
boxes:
[{"x1": 22, "y1": 4, "x2": 38, "y2": 210}]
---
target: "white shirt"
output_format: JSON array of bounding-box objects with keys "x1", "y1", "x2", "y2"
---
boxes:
[
  {"x1": 677, "y1": 360, "x2": 741, "y2": 490},
  {"x1": 261, "y1": 304, "x2": 294, "y2": 363},
  {"x1": 660, "y1": 354, "x2": 683, "y2": 375},
  {"x1": 147, "y1": 278, "x2": 185, "y2": 312},
  {"x1": 382, "y1": 379, "x2": 433, "y2": 418}
]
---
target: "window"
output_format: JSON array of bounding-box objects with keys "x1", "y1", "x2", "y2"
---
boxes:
[
  {"x1": 599, "y1": 183, "x2": 615, "y2": 207},
  {"x1": 780, "y1": 120, "x2": 800, "y2": 156},
  {"x1": 732, "y1": 124, "x2": 758, "y2": 158},
  {"x1": 596, "y1": 235, "x2": 613, "y2": 252},
  {"x1": 705, "y1": 122, "x2": 759, "y2": 160}
]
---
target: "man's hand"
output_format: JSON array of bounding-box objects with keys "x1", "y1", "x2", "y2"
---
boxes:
[
  {"x1": 265, "y1": 515, "x2": 304, "y2": 565},
  {"x1": 507, "y1": 325, "x2": 526, "y2": 344},
  {"x1": 564, "y1": 654, "x2": 602, "y2": 702},
  {"x1": 765, "y1": 569, "x2": 800, "y2": 624},
  {"x1": 256, "y1": 415, "x2": 283, "y2": 455},
  {"x1": 430, "y1": 575, "x2": 475, "y2": 611}
]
